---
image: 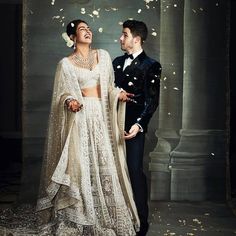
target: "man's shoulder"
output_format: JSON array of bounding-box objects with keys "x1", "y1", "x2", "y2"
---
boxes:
[
  {"x1": 142, "y1": 54, "x2": 161, "y2": 70},
  {"x1": 113, "y1": 55, "x2": 124, "y2": 63},
  {"x1": 142, "y1": 52, "x2": 159, "y2": 64}
]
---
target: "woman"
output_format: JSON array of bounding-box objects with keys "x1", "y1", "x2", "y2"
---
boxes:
[{"x1": 36, "y1": 19, "x2": 140, "y2": 235}]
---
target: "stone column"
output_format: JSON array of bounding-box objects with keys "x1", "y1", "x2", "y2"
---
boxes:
[
  {"x1": 170, "y1": 0, "x2": 230, "y2": 200},
  {"x1": 149, "y1": 1, "x2": 184, "y2": 200}
]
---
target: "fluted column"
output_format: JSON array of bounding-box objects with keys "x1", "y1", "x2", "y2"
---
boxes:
[
  {"x1": 170, "y1": 0, "x2": 230, "y2": 200},
  {"x1": 149, "y1": 0, "x2": 184, "y2": 200}
]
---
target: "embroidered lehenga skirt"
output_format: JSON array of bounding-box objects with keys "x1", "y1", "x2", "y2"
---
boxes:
[{"x1": 41, "y1": 97, "x2": 136, "y2": 236}]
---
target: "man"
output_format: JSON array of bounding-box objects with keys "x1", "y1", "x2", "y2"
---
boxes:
[{"x1": 112, "y1": 20, "x2": 161, "y2": 236}]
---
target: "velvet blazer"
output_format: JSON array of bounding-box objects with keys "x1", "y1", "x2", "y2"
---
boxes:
[{"x1": 113, "y1": 51, "x2": 162, "y2": 132}]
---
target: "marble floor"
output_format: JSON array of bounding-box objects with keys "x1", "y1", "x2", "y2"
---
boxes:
[{"x1": 1, "y1": 163, "x2": 236, "y2": 236}]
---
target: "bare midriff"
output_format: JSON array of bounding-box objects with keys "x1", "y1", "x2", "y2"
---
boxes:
[{"x1": 81, "y1": 85, "x2": 101, "y2": 98}]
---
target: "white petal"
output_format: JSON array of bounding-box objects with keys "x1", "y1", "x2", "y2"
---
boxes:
[
  {"x1": 152, "y1": 32, "x2": 157, "y2": 36},
  {"x1": 93, "y1": 10, "x2": 99, "y2": 15}
]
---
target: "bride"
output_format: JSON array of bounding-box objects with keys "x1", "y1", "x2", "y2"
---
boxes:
[{"x1": 36, "y1": 19, "x2": 140, "y2": 235}]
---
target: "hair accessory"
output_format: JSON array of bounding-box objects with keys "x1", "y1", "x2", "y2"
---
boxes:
[{"x1": 62, "y1": 32, "x2": 74, "y2": 48}]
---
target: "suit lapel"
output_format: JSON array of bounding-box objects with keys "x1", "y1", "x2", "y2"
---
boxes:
[{"x1": 123, "y1": 51, "x2": 146, "y2": 72}]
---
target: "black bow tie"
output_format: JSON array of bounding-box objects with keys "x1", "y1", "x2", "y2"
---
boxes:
[{"x1": 124, "y1": 53, "x2": 134, "y2": 60}]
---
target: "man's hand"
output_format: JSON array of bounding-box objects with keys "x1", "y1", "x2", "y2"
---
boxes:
[
  {"x1": 118, "y1": 90, "x2": 134, "y2": 102},
  {"x1": 124, "y1": 124, "x2": 140, "y2": 140}
]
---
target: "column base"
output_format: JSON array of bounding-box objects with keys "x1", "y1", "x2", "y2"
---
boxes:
[
  {"x1": 149, "y1": 129, "x2": 180, "y2": 200},
  {"x1": 170, "y1": 129, "x2": 227, "y2": 201}
]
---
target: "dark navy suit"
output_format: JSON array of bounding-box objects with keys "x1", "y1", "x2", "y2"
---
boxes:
[{"x1": 113, "y1": 51, "x2": 161, "y2": 235}]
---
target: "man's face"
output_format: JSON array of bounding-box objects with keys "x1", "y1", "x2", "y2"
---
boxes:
[{"x1": 119, "y1": 27, "x2": 135, "y2": 52}]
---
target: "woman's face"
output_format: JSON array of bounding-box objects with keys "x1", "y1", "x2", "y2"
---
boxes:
[{"x1": 75, "y1": 22, "x2": 93, "y2": 44}]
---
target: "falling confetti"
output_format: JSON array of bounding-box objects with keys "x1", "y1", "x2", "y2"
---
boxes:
[
  {"x1": 193, "y1": 218, "x2": 202, "y2": 225},
  {"x1": 98, "y1": 27, "x2": 103, "y2": 33},
  {"x1": 111, "y1": 7, "x2": 118, "y2": 11},
  {"x1": 92, "y1": 10, "x2": 99, "y2": 16},
  {"x1": 152, "y1": 32, "x2": 157, "y2": 36},
  {"x1": 173, "y1": 87, "x2": 179, "y2": 90},
  {"x1": 52, "y1": 15, "x2": 60, "y2": 19},
  {"x1": 138, "y1": 9, "x2": 142, "y2": 13},
  {"x1": 81, "y1": 8, "x2": 86, "y2": 14}
]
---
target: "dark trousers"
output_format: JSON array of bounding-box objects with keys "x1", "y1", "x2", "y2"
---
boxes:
[{"x1": 126, "y1": 132, "x2": 149, "y2": 235}]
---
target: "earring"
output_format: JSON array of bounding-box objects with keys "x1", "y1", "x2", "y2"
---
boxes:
[{"x1": 73, "y1": 39, "x2": 76, "y2": 50}]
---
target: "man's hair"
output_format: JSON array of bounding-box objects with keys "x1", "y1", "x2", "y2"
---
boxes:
[{"x1": 123, "y1": 20, "x2": 148, "y2": 44}]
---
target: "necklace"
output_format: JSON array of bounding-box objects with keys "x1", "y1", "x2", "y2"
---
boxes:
[{"x1": 71, "y1": 49, "x2": 94, "y2": 71}]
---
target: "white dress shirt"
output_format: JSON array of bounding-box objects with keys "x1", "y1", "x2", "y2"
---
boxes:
[{"x1": 123, "y1": 49, "x2": 143, "y2": 71}]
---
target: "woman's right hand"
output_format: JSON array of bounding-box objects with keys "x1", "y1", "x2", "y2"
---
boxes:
[{"x1": 66, "y1": 98, "x2": 83, "y2": 112}]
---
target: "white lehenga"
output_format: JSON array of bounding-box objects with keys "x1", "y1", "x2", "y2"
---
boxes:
[{"x1": 36, "y1": 49, "x2": 140, "y2": 235}]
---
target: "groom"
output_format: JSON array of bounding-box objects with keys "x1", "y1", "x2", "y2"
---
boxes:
[{"x1": 112, "y1": 20, "x2": 161, "y2": 236}]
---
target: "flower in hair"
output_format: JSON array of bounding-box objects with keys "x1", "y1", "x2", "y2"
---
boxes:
[{"x1": 62, "y1": 32, "x2": 74, "y2": 48}]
